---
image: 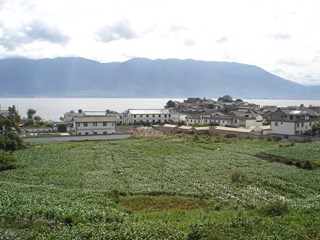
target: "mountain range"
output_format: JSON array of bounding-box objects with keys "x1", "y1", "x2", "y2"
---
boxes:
[{"x1": 0, "y1": 57, "x2": 319, "y2": 99}]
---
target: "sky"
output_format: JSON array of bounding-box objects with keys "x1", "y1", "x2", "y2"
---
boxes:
[{"x1": 0, "y1": 0, "x2": 320, "y2": 85}]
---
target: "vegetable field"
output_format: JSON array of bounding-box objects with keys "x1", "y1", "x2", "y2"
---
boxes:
[{"x1": 1, "y1": 135, "x2": 320, "y2": 239}]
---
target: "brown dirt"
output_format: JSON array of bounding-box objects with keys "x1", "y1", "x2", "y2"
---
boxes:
[{"x1": 121, "y1": 196, "x2": 204, "y2": 212}]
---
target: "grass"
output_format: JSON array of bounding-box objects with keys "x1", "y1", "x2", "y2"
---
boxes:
[{"x1": 0, "y1": 134, "x2": 320, "y2": 239}]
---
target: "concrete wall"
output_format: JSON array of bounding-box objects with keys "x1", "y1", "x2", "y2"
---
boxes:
[
  {"x1": 271, "y1": 121, "x2": 295, "y2": 135},
  {"x1": 75, "y1": 122, "x2": 115, "y2": 135}
]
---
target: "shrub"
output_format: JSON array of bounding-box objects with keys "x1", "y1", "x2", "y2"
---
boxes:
[
  {"x1": 303, "y1": 160, "x2": 313, "y2": 170},
  {"x1": 259, "y1": 200, "x2": 289, "y2": 216},
  {"x1": 230, "y1": 171, "x2": 247, "y2": 183},
  {"x1": 192, "y1": 133, "x2": 199, "y2": 141},
  {"x1": 0, "y1": 133, "x2": 25, "y2": 151},
  {"x1": 0, "y1": 150, "x2": 17, "y2": 171}
]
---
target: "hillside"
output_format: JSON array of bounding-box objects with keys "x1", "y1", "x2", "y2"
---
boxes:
[{"x1": 0, "y1": 57, "x2": 319, "y2": 98}]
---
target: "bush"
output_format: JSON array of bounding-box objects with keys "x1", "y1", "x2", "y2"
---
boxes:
[
  {"x1": 230, "y1": 171, "x2": 247, "y2": 183},
  {"x1": 0, "y1": 133, "x2": 25, "y2": 151},
  {"x1": 0, "y1": 150, "x2": 17, "y2": 171},
  {"x1": 259, "y1": 200, "x2": 289, "y2": 216},
  {"x1": 303, "y1": 160, "x2": 313, "y2": 170}
]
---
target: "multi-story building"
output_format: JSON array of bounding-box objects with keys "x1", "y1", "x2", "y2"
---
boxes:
[
  {"x1": 270, "y1": 108, "x2": 319, "y2": 135},
  {"x1": 120, "y1": 109, "x2": 179, "y2": 124},
  {"x1": 73, "y1": 116, "x2": 116, "y2": 135}
]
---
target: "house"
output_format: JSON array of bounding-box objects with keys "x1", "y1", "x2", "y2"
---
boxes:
[
  {"x1": 120, "y1": 109, "x2": 178, "y2": 124},
  {"x1": 270, "y1": 108, "x2": 319, "y2": 135},
  {"x1": 229, "y1": 111, "x2": 263, "y2": 129},
  {"x1": 73, "y1": 115, "x2": 116, "y2": 135},
  {"x1": 186, "y1": 113, "x2": 232, "y2": 126},
  {"x1": 210, "y1": 125, "x2": 270, "y2": 137}
]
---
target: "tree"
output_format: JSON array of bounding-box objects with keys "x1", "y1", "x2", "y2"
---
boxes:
[
  {"x1": 0, "y1": 105, "x2": 21, "y2": 132},
  {"x1": 27, "y1": 108, "x2": 37, "y2": 120},
  {"x1": 218, "y1": 95, "x2": 233, "y2": 102},
  {"x1": 311, "y1": 123, "x2": 320, "y2": 136},
  {"x1": 165, "y1": 100, "x2": 176, "y2": 109}
]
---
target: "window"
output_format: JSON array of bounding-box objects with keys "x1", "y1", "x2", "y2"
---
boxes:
[
  {"x1": 159, "y1": 114, "x2": 161, "y2": 117},
  {"x1": 77, "y1": 122, "x2": 80, "y2": 127},
  {"x1": 84, "y1": 122, "x2": 88, "y2": 127},
  {"x1": 301, "y1": 122, "x2": 304, "y2": 127},
  {"x1": 153, "y1": 115, "x2": 155, "y2": 118},
  {"x1": 111, "y1": 123, "x2": 114, "y2": 126},
  {"x1": 93, "y1": 122, "x2": 97, "y2": 126},
  {"x1": 103, "y1": 132, "x2": 107, "y2": 135},
  {"x1": 146, "y1": 115, "x2": 149, "y2": 118},
  {"x1": 164, "y1": 115, "x2": 167, "y2": 118},
  {"x1": 169, "y1": 114, "x2": 171, "y2": 117},
  {"x1": 85, "y1": 132, "x2": 89, "y2": 135},
  {"x1": 275, "y1": 122, "x2": 278, "y2": 126},
  {"x1": 93, "y1": 132, "x2": 97, "y2": 135},
  {"x1": 134, "y1": 115, "x2": 136, "y2": 118},
  {"x1": 140, "y1": 115, "x2": 143, "y2": 118},
  {"x1": 103, "y1": 122, "x2": 107, "y2": 126}
]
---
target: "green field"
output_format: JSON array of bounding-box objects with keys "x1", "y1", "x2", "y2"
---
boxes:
[{"x1": 1, "y1": 135, "x2": 320, "y2": 239}]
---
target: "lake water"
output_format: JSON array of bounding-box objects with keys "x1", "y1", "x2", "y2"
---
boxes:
[{"x1": 1, "y1": 98, "x2": 320, "y2": 121}]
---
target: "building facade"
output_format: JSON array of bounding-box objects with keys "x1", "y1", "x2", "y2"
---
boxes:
[
  {"x1": 73, "y1": 116, "x2": 116, "y2": 135},
  {"x1": 270, "y1": 108, "x2": 319, "y2": 135},
  {"x1": 120, "y1": 109, "x2": 178, "y2": 124}
]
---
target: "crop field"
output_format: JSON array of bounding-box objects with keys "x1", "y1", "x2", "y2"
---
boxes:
[{"x1": 1, "y1": 135, "x2": 320, "y2": 239}]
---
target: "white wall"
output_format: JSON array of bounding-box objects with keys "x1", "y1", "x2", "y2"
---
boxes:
[
  {"x1": 75, "y1": 122, "x2": 115, "y2": 135},
  {"x1": 271, "y1": 121, "x2": 295, "y2": 135}
]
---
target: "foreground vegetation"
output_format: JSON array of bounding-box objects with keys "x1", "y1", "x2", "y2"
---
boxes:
[{"x1": 1, "y1": 135, "x2": 320, "y2": 239}]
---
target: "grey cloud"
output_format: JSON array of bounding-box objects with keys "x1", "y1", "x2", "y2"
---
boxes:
[
  {"x1": 0, "y1": 25, "x2": 27, "y2": 50},
  {"x1": 216, "y1": 37, "x2": 228, "y2": 43},
  {"x1": 22, "y1": 20, "x2": 70, "y2": 44},
  {"x1": 97, "y1": 20, "x2": 137, "y2": 43},
  {"x1": 0, "y1": 20, "x2": 70, "y2": 50}
]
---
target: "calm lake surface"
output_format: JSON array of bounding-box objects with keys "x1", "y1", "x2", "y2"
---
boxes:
[{"x1": 1, "y1": 98, "x2": 320, "y2": 121}]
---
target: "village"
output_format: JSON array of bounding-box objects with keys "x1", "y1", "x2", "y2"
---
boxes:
[{"x1": 1, "y1": 96, "x2": 320, "y2": 142}]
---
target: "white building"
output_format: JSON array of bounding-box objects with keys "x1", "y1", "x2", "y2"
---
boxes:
[
  {"x1": 186, "y1": 113, "x2": 232, "y2": 126},
  {"x1": 120, "y1": 109, "x2": 179, "y2": 124},
  {"x1": 270, "y1": 108, "x2": 319, "y2": 135},
  {"x1": 185, "y1": 112, "x2": 262, "y2": 128},
  {"x1": 73, "y1": 116, "x2": 116, "y2": 135}
]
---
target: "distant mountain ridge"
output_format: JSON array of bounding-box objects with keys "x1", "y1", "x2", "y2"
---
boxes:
[{"x1": 0, "y1": 57, "x2": 319, "y2": 99}]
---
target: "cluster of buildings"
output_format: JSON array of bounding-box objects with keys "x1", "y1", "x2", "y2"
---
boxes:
[
  {"x1": 2, "y1": 98, "x2": 320, "y2": 139},
  {"x1": 57, "y1": 97, "x2": 320, "y2": 139}
]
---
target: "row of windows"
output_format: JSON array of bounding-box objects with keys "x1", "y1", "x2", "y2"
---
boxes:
[
  {"x1": 274, "y1": 122, "x2": 312, "y2": 127},
  {"x1": 188, "y1": 119, "x2": 229, "y2": 124},
  {"x1": 77, "y1": 122, "x2": 114, "y2": 127},
  {"x1": 132, "y1": 114, "x2": 170, "y2": 118},
  {"x1": 78, "y1": 132, "x2": 109, "y2": 135}
]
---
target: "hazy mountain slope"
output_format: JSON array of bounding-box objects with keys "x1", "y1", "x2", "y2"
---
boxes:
[{"x1": 0, "y1": 57, "x2": 317, "y2": 98}]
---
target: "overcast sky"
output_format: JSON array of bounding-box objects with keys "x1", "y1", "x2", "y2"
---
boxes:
[{"x1": 1, "y1": 0, "x2": 320, "y2": 85}]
